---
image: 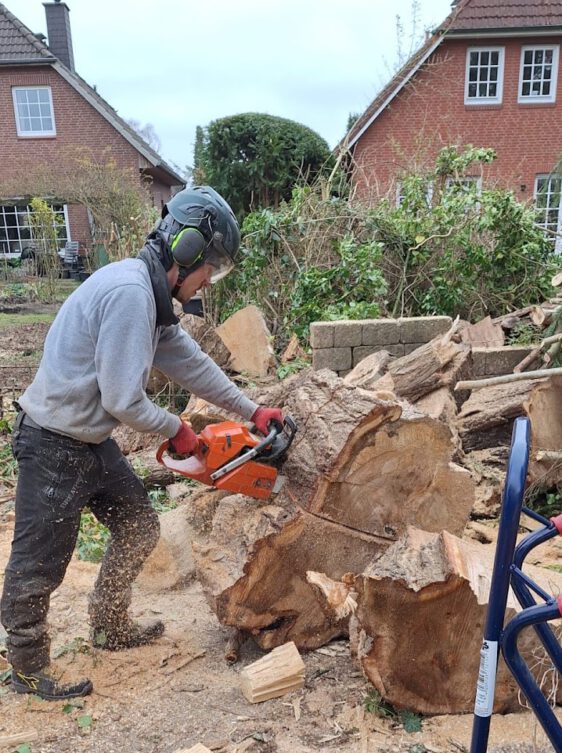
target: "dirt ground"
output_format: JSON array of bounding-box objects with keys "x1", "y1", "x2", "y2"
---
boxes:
[{"x1": 0, "y1": 316, "x2": 561, "y2": 753}]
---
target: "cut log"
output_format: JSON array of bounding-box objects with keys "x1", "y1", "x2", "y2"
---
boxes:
[
  {"x1": 240, "y1": 641, "x2": 305, "y2": 702},
  {"x1": 193, "y1": 370, "x2": 475, "y2": 650},
  {"x1": 372, "y1": 328, "x2": 471, "y2": 403},
  {"x1": 455, "y1": 375, "x2": 562, "y2": 485},
  {"x1": 352, "y1": 526, "x2": 562, "y2": 714}
]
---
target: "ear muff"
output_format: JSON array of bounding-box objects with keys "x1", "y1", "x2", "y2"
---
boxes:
[{"x1": 170, "y1": 227, "x2": 206, "y2": 268}]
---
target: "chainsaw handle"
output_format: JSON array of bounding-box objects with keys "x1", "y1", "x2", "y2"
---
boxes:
[{"x1": 156, "y1": 438, "x2": 201, "y2": 467}]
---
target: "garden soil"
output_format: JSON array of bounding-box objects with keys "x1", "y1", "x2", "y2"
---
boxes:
[{"x1": 0, "y1": 317, "x2": 561, "y2": 753}]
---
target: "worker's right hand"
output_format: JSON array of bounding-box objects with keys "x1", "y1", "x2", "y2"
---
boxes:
[{"x1": 169, "y1": 421, "x2": 199, "y2": 455}]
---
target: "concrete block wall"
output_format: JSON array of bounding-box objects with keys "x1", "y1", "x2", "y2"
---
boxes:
[
  {"x1": 310, "y1": 316, "x2": 453, "y2": 376},
  {"x1": 311, "y1": 316, "x2": 535, "y2": 379}
]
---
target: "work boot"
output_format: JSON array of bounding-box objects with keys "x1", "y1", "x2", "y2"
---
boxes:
[
  {"x1": 11, "y1": 668, "x2": 93, "y2": 701},
  {"x1": 91, "y1": 618, "x2": 164, "y2": 651}
]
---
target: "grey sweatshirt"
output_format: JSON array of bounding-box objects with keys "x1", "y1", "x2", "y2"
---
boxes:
[{"x1": 19, "y1": 259, "x2": 258, "y2": 443}]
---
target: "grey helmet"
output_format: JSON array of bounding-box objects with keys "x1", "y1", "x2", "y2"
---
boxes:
[{"x1": 162, "y1": 186, "x2": 240, "y2": 282}]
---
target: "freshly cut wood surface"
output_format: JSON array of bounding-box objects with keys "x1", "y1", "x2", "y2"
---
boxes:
[
  {"x1": 240, "y1": 641, "x2": 305, "y2": 703},
  {"x1": 194, "y1": 370, "x2": 475, "y2": 650},
  {"x1": 460, "y1": 316, "x2": 504, "y2": 347},
  {"x1": 352, "y1": 527, "x2": 562, "y2": 714}
]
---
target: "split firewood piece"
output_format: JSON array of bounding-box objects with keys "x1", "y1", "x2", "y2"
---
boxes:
[
  {"x1": 352, "y1": 527, "x2": 562, "y2": 715},
  {"x1": 180, "y1": 314, "x2": 231, "y2": 369},
  {"x1": 461, "y1": 447, "x2": 507, "y2": 518},
  {"x1": 174, "y1": 745, "x2": 212, "y2": 753},
  {"x1": 240, "y1": 641, "x2": 305, "y2": 703},
  {"x1": 372, "y1": 320, "x2": 471, "y2": 403}
]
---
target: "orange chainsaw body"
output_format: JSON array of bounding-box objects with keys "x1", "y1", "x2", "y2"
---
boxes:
[{"x1": 156, "y1": 421, "x2": 278, "y2": 500}]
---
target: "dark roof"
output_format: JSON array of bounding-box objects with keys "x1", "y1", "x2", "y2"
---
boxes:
[
  {"x1": 0, "y1": 2, "x2": 55, "y2": 63},
  {"x1": 344, "y1": 0, "x2": 562, "y2": 150},
  {"x1": 0, "y1": 2, "x2": 183, "y2": 185},
  {"x1": 449, "y1": 0, "x2": 562, "y2": 32}
]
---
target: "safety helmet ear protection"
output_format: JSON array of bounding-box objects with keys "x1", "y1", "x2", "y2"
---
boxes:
[{"x1": 170, "y1": 227, "x2": 207, "y2": 268}]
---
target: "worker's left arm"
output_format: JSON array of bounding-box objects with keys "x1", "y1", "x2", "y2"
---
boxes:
[{"x1": 153, "y1": 324, "x2": 258, "y2": 420}]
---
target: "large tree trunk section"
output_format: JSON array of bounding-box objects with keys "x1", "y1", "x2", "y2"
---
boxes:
[
  {"x1": 193, "y1": 499, "x2": 387, "y2": 650},
  {"x1": 352, "y1": 527, "x2": 562, "y2": 714},
  {"x1": 193, "y1": 370, "x2": 475, "y2": 650}
]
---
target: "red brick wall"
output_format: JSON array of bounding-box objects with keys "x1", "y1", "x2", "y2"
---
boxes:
[
  {"x1": 352, "y1": 35, "x2": 562, "y2": 203},
  {"x1": 0, "y1": 64, "x2": 173, "y2": 245}
]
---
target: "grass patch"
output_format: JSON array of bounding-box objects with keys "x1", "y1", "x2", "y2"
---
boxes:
[
  {"x1": 0, "y1": 313, "x2": 55, "y2": 328},
  {"x1": 363, "y1": 690, "x2": 423, "y2": 733}
]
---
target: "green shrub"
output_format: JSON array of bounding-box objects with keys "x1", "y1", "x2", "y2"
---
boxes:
[{"x1": 208, "y1": 146, "x2": 555, "y2": 351}]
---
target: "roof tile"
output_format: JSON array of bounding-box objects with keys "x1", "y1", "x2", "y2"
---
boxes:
[
  {"x1": 450, "y1": 0, "x2": 562, "y2": 31},
  {"x1": 0, "y1": 3, "x2": 54, "y2": 62}
]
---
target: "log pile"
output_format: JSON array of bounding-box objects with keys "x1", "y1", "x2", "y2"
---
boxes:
[{"x1": 144, "y1": 307, "x2": 562, "y2": 715}]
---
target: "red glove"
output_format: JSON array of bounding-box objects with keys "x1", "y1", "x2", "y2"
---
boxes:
[
  {"x1": 251, "y1": 407, "x2": 283, "y2": 436},
  {"x1": 169, "y1": 421, "x2": 199, "y2": 455}
]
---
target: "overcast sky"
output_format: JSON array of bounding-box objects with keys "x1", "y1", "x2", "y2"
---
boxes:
[{"x1": 6, "y1": 0, "x2": 453, "y2": 171}]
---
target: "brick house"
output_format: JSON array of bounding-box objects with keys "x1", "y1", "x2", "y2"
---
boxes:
[
  {"x1": 344, "y1": 0, "x2": 562, "y2": 247},
  {"x1": 0, "y1": 1, "x2": 183, "y2": 257}
]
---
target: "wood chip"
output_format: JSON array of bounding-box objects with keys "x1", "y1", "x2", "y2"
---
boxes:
[{"x1": 0, "y1": 730, "x2": 39, "y2": 746}]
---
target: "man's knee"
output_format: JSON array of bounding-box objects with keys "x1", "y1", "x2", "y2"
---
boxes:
[{"x1": 122, "y1": 505, "x2": 160, "y2": 558}]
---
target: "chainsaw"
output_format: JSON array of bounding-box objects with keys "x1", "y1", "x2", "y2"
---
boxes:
[{"x1": 156, "y1": 416, "x2": 297, "y2": 500}]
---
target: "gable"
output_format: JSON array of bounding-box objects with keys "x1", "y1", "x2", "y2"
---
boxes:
[
  {"x1": 0, "y1": 2, "x2": 183, "y2": 186},
  {"x1": 345, "y1": 0, "x2": 562, "y2": 151}
]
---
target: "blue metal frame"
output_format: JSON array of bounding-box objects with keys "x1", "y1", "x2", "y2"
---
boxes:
[{"x1": 470, "y1": 416, "x2": 562, "y2": 753}]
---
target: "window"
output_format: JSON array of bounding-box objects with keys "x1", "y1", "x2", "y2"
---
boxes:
[
  {"x1": 12, "y1": 86, "x2": 56, "y2": 137},
  {"x1": 519, "y1": 46, "x2": 559, "y2": 103},
  {"x1": 396, "y1": 181, "x2": 434, "y2": 208},
  {"x1": 465, "y1": 47, "x2": 504, "y2": 104},
  {"x1": 445, "y1": 176, "x2": 483, "y2": 194},
  {"x1": 535, "y1": 176, "x2": 562, "y2": 253},
  {"x1": 0, "y1": 203, "x2": 69, "y2": 257}
]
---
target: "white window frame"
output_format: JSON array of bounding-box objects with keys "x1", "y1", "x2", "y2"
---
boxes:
[
  {"x1": 465, "y1": 47, "x2": 505, "y2": 105},
  {"x1": 534, "y1": 175, "x2": 562, "y2": 254},
  {"x1": 518, "y1": 45, "x2": 559, "y2": 104},
  {"x1": 12, "y1": 86, "x2": 56, "y2": 137},
  {"x1": 0, "y1": 202, "x2": 69, "y2": 256}
]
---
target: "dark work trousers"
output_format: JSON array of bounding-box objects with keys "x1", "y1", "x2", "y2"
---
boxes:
[{"x1": 0, "y1": 415, "x2": 160, "y2": 673}]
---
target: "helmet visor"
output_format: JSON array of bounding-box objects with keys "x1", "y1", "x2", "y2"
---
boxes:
[{"x1": 204, "y1": 243, "x2": 234, "y2": 283}]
